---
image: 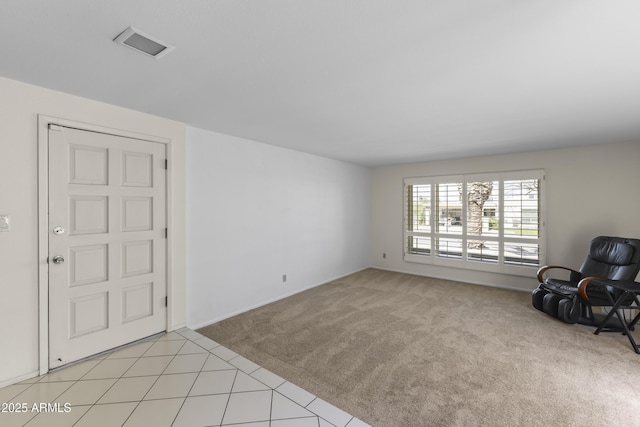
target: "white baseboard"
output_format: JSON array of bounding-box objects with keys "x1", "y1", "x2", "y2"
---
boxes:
[
  {"x1": 169, "y1": 322, "x2": 187, "y2": 332},
  {"x1": 188, "y1": 267, "x2": 369, "y2": 330},
  {"x1": 188, "y1": 265, "x2": 534, "y2": 331},
  {"x1": 0, "y1": 370, "x2": 41, "y2": 389},
  {"x1": 370, "y1": 266, "x2": 535, "y2": 293}
]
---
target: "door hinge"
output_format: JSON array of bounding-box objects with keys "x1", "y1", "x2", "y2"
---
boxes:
[
  {"x1": 164, "y1": 159, "x2": 168, "y2": 170},
  {"x1": 164, "y1": 296, "x2": 168, "y2": 307},
  {"x1": 164, "y1": 228, "x2": 168, "y2": 238}
]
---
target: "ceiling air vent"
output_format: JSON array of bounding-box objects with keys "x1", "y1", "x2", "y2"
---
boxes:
[{"x1": 113, "y1": 26, "x2": 174, "y2": 59}]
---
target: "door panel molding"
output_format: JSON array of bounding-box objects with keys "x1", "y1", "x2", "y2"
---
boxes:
[{"x1": 38, "y1": 115, "x2": 171, "y2": 375}]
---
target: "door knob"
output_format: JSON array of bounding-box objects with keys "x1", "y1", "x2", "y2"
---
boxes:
[
  {"x1": 52, "y1": 256, "x2": 65, "y2": 264},
  {"x1": 53, "y1": 226, "x2": 65, "y2": 235}
]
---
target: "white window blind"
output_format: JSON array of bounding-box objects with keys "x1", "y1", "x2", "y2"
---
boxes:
[{"x1": 404, "y1": 170, "x2": 545, "y2": 276}]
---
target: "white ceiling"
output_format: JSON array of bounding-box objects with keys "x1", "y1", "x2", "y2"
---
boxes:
[{"x1": 2, "y1": 0, "x2": 640, "y2": 166}]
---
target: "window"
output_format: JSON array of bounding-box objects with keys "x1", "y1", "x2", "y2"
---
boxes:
[{"x1": 404, "y1": 170, "x2": 544, "y2": 276}]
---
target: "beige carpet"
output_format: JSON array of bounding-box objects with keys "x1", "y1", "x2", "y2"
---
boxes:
[{"x1": 197, "y1": 268, "x2": 640, "y2": 426}]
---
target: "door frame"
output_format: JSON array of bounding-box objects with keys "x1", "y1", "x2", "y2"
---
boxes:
[{"x1": 37, "y1": 115, "x2": 173, "y2": 374}]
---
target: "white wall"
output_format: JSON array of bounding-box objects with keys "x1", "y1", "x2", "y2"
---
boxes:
[
  {"x1": 0, "y1": 76, "x2": 187, "y2": 387},
  {"x1": 370, "y1": 141, "x2": 640, "y2": 291},
  {"x1": 186, "y1": 127, "x2": 370, "y2": 328},
  {"x1": 3, "y1": 70, "x2": 637, "y2": 388}
]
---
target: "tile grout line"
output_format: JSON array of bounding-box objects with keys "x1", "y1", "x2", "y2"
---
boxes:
[
  {"x1": 217, "y1": 369, "x2": 239, "y2": 426},
  {"x1": 170, "y1": 330, "x2": 243, "y2": 424},
  {"x1": 70, "y1": 340, "x2": 154, "y2": 426},
  {"x1": 4, "y1": 330, "x2": 369, "y2": 427},
  {"x1": 304, "y1": 397, "x2": 340, "y2": 427},
  {"x1": 25, "y1": 352, "x2": 118, "y2": 426},
  {"x1": 269, "y1": 388, "x2": 274, "y2": 427},
  {"x1": 119, "y1": 336, "x2": 190, "y2": 426},
  {"x1": 170, "y1": 336, "x2": 215, "y2": 426},
  {"x1": 68, "y1": 335, "x2": 178, "y2": 426}
]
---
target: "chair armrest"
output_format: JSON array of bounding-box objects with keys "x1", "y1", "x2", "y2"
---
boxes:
[
  {"x1": 536, "y1": 265, "x2": 580, "y2": 283},
  {"x1": 577, "y1": 276, "x2": 611, "y2": 302}
]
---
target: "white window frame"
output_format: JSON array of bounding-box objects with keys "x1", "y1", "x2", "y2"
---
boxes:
[{"x1": 403, "y1": 169, "x2": 545, "y2": 277}]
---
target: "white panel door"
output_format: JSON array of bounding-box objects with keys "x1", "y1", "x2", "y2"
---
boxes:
[{"x1": 48, "y1": 125, "x2": 167, "y2": 368}]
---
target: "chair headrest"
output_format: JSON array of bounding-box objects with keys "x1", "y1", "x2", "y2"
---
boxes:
[{"x1": 590, "y1": 238, "x2": 635, "y2": 265}]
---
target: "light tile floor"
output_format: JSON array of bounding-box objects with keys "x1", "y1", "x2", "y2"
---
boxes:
[{"x1": 0, "y1": 328, "x2": 370, "y2": 427}]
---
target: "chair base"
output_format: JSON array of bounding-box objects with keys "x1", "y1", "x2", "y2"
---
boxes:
[
  {"x1": 532, "y1": 283, "x2": 640, "y2": 353},
  {"x1": 577, "y1": 313, "x2": 628, "y2": 331},
  {"x1": 532, "y1": 287, "x2": 586, "y2": 324}
]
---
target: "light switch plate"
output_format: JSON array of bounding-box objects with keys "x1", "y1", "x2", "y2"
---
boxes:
[{"x1": 0, "y1": 214, "x2": 9, "y2": 232}]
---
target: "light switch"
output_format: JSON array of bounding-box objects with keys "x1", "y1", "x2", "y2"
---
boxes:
[{"x1": 0, "y1": 214, "x2": 9, "y2": 232}]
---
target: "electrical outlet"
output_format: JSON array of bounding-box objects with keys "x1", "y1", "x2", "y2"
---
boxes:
[
  {"x1": 382, "y1": 253, "x2": 386, "y2": 259},
  {"x1": 282, "y1": 274, "x2": 287, "y2": 283}
]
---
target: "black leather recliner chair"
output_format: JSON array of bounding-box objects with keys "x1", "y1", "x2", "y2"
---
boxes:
[{"x1": 532, "y1": 236, "x2": 640, "y2": 325}]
